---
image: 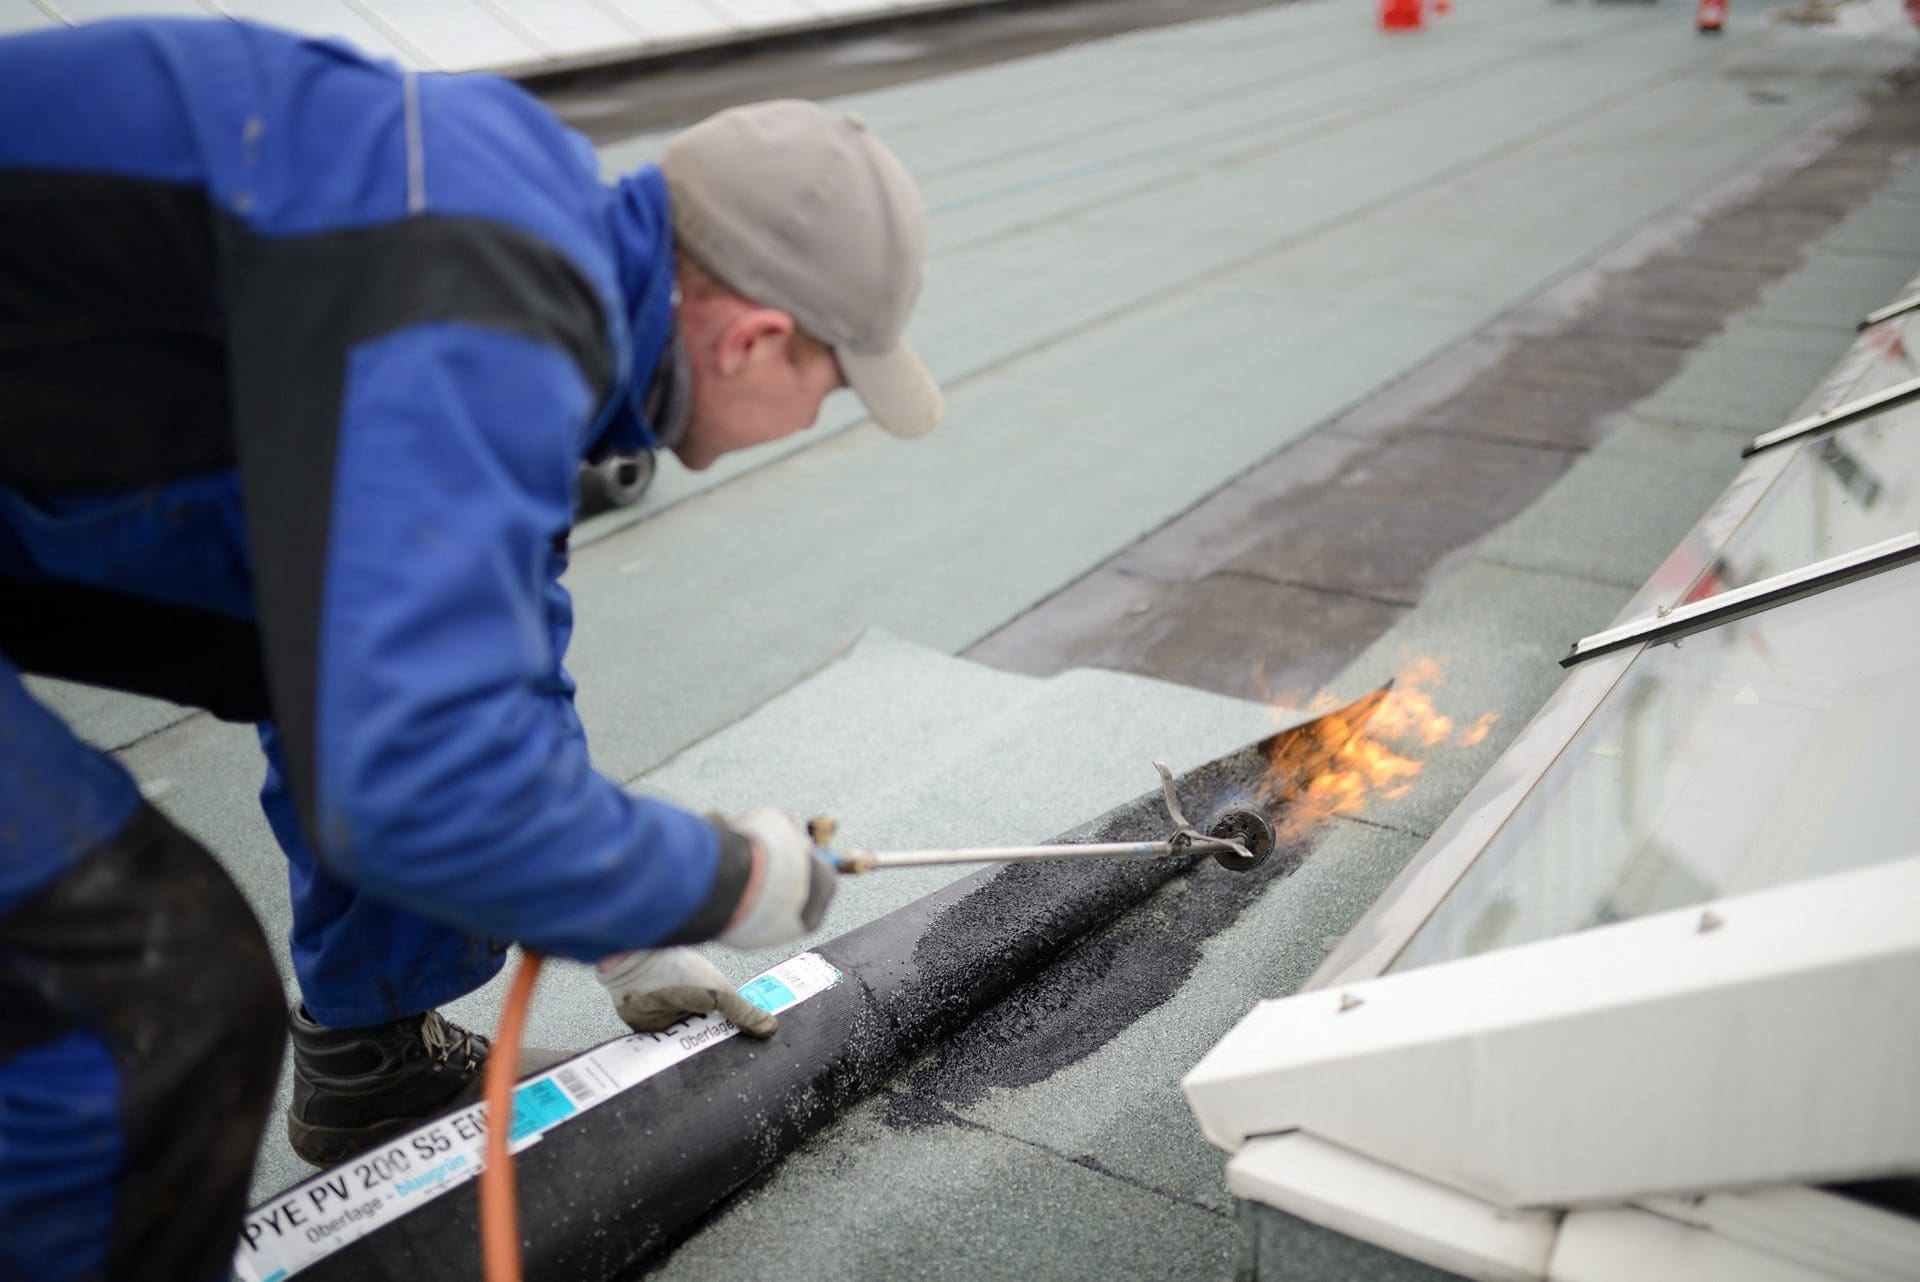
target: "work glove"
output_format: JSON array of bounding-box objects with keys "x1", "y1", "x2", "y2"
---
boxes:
[
  {"x1": 597, "y1": 947, "x2": 778, "y2": 1038},
  {"x1": 717, "y1": 808, "x2": 837, "y2": 950}
]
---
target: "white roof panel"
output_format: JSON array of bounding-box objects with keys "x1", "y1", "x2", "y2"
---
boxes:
[
  {"x1": 599, "y1": 0, "x2": 735, "y2": 41},
  {"x1": 215, "y1": 0, "x2": 415, "y2": 64},
  {"x1": 55, "y1": 0, "x2": 215, "y2": 19},
  {"x1": 0, "y1": 0, "x2": 57, "y2": 36},
  {"x1": 355, "y1": 0, "x2": 539, "y2": 71},
  {"x1": 804, "y1": 0, "x2": 904, "y2": 15},
  {"x1": 1190, "y1": 856, "x2": 1920, "y2": 1205},
  {"x1": 478, "y1": 0, "x2": 635, "y2": 58},
  {"x1": 708, "y1": 0, "x2": 816, "y2": 31}
]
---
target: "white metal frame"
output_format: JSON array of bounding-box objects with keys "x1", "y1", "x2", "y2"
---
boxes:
[
  {"x1": 1190, "y1": 860, "x2": 1920, "y2": 1279},
  {"x1": 1230, "y1": 1138, "x2": 1920, "y2": 1282},
  {"x1": 1859, "y1": 291, "x2": 1920, "y2": 331},
  {"x1": 1745, "y1": 375, "x2": 1920, "y2": 458},
  {"x1": 1561, "y1": 529, "x2": 1920, "y2": 666}
]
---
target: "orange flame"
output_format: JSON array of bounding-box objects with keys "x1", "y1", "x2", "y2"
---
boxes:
[{"x1": 1258, "y1": 658, "x2": 1496, "y2": 843}]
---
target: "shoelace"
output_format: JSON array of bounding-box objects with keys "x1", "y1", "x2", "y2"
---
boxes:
[{"x1": 419, "y1": 1011, "x2": 489, "y2": 1072}]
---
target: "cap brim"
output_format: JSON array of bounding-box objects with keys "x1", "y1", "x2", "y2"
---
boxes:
[{"x1": 838, "y1": 339, "x2": 942, "y2": 439}]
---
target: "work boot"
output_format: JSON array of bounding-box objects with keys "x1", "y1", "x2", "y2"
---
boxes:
[{"x1": 286, "y1": 1004, "x2": 490, "y2": 1166}]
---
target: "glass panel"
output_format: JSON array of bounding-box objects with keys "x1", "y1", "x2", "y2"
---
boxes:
[
  {"x1": 1680, "y1": 394, "x2": 1920, "y2": 603},
  {"x1": 1392, "y1": 559, "x2": 1920, "y2": 972}
]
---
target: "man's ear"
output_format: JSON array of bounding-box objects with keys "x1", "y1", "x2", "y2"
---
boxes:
[{"x1": 716, "y1": 307, "x2": 795, "y2": 376}]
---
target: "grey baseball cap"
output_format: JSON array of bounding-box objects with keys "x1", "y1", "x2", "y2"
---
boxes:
[{"x1": 660, "y1": 99, "x2": 942, "y2": 439}]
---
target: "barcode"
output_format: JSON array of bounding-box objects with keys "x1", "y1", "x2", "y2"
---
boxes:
[{"x1": 556, "y1": 1066, "x2": 596, "y2": 1104}]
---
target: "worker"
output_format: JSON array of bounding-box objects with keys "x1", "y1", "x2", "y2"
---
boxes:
[{"x1": 0, "y1": 15, "x2": 940, "y2": 1281}]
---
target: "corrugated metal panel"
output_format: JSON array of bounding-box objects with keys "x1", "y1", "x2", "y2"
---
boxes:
[
  {"x1": 214, "y1": 0, "x2": 416, "y2": 64},
  {"x1": 599, "y1": 0, "x2": 736, "y2": 41},
  {"x1": 53, "y1": 0, "x2": 216, "y2": 20},
  {"x1": 24, "y1": 0, "x2": 971, "y2": 70},
  {"x1": 806, "y1": 0, "x2": 905, "y2": 17},
  {"x1": 0, "y1": 0, "x2": 57, "y2": 35},
  {"x1": 478, "y1": 0, "x2": 635, "y2": 59},
  {"x1": 709, "y1": 0, "x2": 818, "y2": 32},
  {"x1": 355, "y1": 0, "x2": 538, "y2": 70}
]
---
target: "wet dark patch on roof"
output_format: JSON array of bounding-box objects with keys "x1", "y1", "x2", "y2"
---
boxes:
[{"x1": 966, "y1": 79, "x2": 1920, "y2": 703}]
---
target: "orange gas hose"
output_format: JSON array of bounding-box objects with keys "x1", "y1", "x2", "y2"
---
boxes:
[{"x1": 481, "y1": 950, "x2": 544, "y2": 1282}]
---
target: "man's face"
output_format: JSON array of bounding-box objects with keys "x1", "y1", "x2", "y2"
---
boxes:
[{"x1": 673, "y1": 291, "x2": 845, "y2": 472}]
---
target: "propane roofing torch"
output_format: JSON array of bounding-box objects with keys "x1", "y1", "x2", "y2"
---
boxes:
[
  {"x1": 800, "y1": 682, "x2": 1398, "y2": 880},
  {"x1": 807, "y1": 762, "x2": 1278, "y2": 876}
]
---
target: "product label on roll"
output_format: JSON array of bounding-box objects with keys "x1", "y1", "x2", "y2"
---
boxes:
[{"x1": 232, "y1": 952, "x2": 841, "y2": 1282}]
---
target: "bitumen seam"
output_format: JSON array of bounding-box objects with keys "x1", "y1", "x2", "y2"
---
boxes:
[
  {"x1": 1322, "y1": 810, "x2": 1418, "y2": 840},
  {"x1": 1212, "y1": 567, "x2": 1421, "y2": 612},
  {"x1": 1470, "y1": 554, "x2": 1646, "y2": 593},
  {"x1": 98, "y1": 706, "x2": 200, "y2": 754},
  {"x1": 928, "y1": 21, "x2": 1721, "y2": 283},
  {"x1": 880, "y1": 1095, "x2": 1234, "y2": 1220}
]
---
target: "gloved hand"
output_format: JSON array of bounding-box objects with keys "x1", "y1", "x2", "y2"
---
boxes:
[
  {"x1": 597, "y1": 947, "x2": 778, "y2": 1038},
  {"x1": 718, "y1": 808, "x2": 837, "y2": 949}
]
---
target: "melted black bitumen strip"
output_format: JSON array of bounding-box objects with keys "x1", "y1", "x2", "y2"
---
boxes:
[{"x1": 885, "y1": 834, "x2": 1310, "y2": 1124}]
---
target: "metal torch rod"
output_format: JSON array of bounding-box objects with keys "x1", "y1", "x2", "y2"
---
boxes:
[
  {"x1": 871, "y1": 840, "x2": 1187, "y2": 865},
  {"x1": 836, "y1": 839, "x2": 1211, "y2": 872}
]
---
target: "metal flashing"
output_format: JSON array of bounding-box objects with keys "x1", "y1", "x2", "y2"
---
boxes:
[
  {"x1": 1636, "y1": 1188, "x2": 1920, "y2": 1280},
  {"x1": 1191, "y1": 858, "x2": 1920, "y2": 1205},
  {"x1": 1860, "y1": 291, "x2": 1920, "y2": 331},
  {"x1": 1226, "y1": 1134, "x2": 1558, "y2": 1281},
  {"x1": 1561, "y1": 529, "x2": 1920, "y2": 667},
  {"x1": 1743, "y1": 374, "x2": 1920, "y2": 457}
]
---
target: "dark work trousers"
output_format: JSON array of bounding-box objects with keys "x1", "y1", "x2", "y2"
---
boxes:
[{"x1": 0, "y1": 657, "x2": 284, "y2": 1282}]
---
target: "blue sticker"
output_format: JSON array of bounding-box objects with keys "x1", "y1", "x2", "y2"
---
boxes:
[
  {"x1": 739, "y1": 975, "x2": 796, "y2": 1012},
  {"x1": 509, "y1": 1078, "x2": 577, "y2": 1142}
]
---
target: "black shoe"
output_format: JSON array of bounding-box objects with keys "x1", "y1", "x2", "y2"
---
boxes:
[{"x1": 286, "y1": 1004, "x2": 490, "y2": 1166}]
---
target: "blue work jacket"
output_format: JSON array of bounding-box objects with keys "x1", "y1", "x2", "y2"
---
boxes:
[{"x1": 0, "y1": 18, "x2": 748, "y2": 958}]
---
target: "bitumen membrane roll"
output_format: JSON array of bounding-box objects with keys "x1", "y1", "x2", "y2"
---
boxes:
[{"x1": 289, "y1": 728, "x2": 1288, "y2": 1281}]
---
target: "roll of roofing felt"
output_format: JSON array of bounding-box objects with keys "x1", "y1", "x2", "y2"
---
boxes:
[{"x1": 268, "y1": 723, "x2": 1312, "y2": 1281}]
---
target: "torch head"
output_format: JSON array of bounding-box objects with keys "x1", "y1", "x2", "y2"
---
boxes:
[{"x1": 1204, "y1": 806, "x2": 1277, "y2": 872}]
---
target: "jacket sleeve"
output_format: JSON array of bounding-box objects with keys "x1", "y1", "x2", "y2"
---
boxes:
[{"x1": 225, "y1": 227, "x2": 751, "y2": 959}]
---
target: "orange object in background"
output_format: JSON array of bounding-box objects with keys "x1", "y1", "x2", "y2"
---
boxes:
[
  {"x1": 1380, "y1": 0, "x2": 1423, "y2": 30},
  {"x1": 1433, "y1": 0, "x2": 1452, "y2": 14},
  {"x1": 1696, "y1": 0, "x2": 1726, "y2": 30}
]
